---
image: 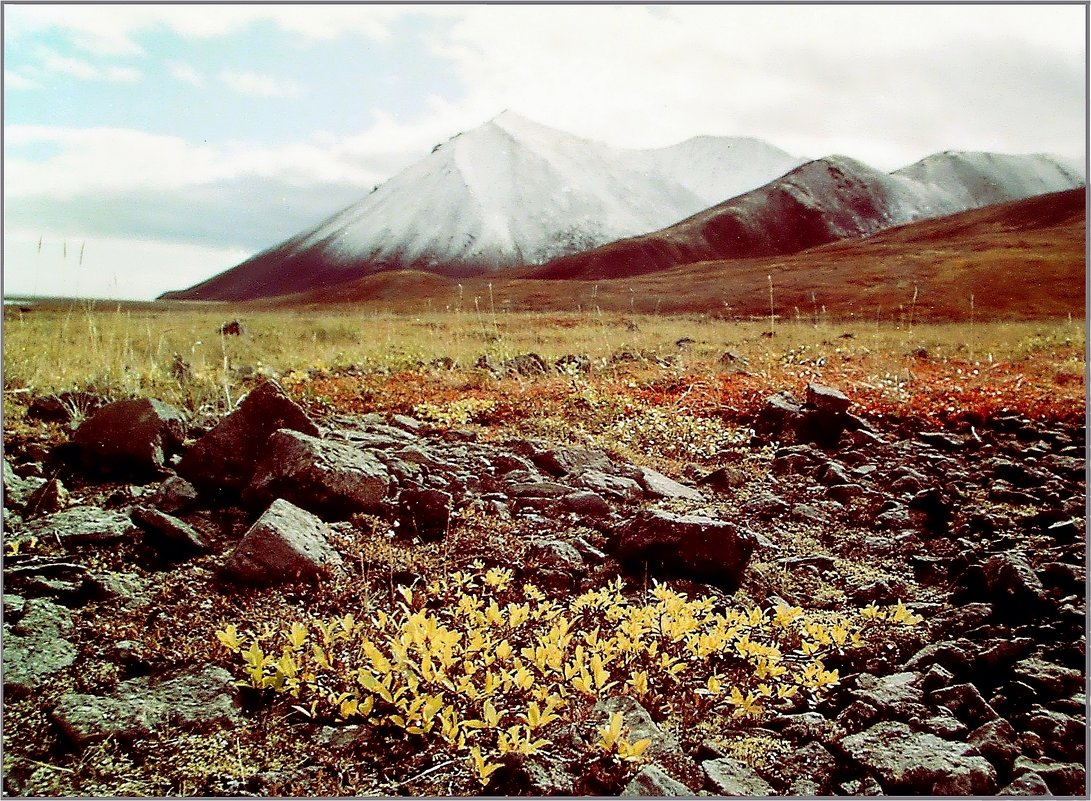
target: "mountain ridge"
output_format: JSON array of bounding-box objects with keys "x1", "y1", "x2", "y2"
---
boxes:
[
  {"x1": 528, "y1": 151, "x2": 1084, "y2": 281},
  {"x1": 160, "y1": 112, "x2": 806, "y2": 301}
]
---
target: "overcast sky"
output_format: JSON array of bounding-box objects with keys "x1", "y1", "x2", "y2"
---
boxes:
[{"x1": 3, "y1": 3, "x2": 1086, "y2": 300}]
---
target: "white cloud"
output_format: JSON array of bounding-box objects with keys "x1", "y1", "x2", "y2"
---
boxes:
[
  {"x1": 29, "y1": 46, "x2": 142, "y2": 83},
  {"x1": 219, "y1": 69, "x2": 302, "y2": 98},
  {"x1": 168, "y1": 62, "x2": 204, "y2": 86},
  {"x1": 4, "y1": 124, "x2": 416, "y2": 202},
  {"x1": 4, "y1": 69, "x2": 40, "y2": 90},
  {"x1": 419, "y1": 4, "x2": 1086, "y2": 169},
  {"x1": 5, "y1": 5, "x2": 414, "y2": 56}
]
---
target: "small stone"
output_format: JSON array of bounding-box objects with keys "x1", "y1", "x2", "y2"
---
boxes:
[
  {"x1": 637, "y1": 466, "x2": 703, "y2": 501},
  {"x1": 146, "y1": 476, "x2": 199, "y2": 515},
  {"x1": 131, "y1": 505, "x2": 208, "y2": 554}
]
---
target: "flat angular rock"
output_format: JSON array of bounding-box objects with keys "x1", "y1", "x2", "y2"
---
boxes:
[
  {"x1": 3, "y1": 598, "x2": 77, "y2": 697},
  {"x1": 853, "y1": 671, "x2": 926, "y2": 716},
  {"x1": 702, "y1": 757, "x2": 775, "y2": 796},
  {"x1": 613, "y1": 510, "x2": 757, "y2": 591},
  {"x1": 836, "y1": 720, "x2": 997, "y2": 794},
  {"x1": 753, "y1": 391, "x2": 803, "y2": 440},
  {"x1": 52, "y1": 665, "x2": 242, "y2": 748},
  {"x1": 73, "y1": 398, "x2": 186, "y2": 475},
  {"x1": 533, "y1": 446, "x2": 629, "y2": 478},
  {"x1": 621, "y1": 765, "x2": 693, "y2": 796},
  {"x1": 805, "y1": 382, "x2": 852, "y2": 415},
  {"x1": 577, "y1": 470, "x2": 643, "y2": 503},
  {"x1": 178, "y1": 380, "x2": 319, "y2": 496},
  {"x1": 24, "y1": 505, "x2": 139, "y2": 545},
  {"x1": 131, "y1": 505, "x2": 208, "y2": 555},
  {"x1": 244, "y1": 429, "x2": 390, "y2": 520},
  {"x1": 3, "y1": 459, "x2": 46, "y2": 511},
  {"x1": 982, "y1": 553, "x2": 1048, "y2": 610},
  {"x1": 637, "y1": 466, "x2": 703, "y2": 501},
  {"x1": 968, "y1": 718, "x2": 1022, "y2": 771},
  {"x1": 222, "y1": 498, "x2": 343, "y2": 585}
]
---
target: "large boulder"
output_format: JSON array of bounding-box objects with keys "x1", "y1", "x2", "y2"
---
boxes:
[
  {"x1": 243, "y1": 429, "x2": 390, "y2": 520},
  {"x1": 221, "y1": 498, "x2": 344, "y2": 585},
  {"x1": 177, "y1": 380, "x2": 318, "y2": 497},
  {"x1": 835, "y1": 720, "x2": 997, "y2": 794},
  {"x1": 73, "y1": 398, "x2": 186, "y2": 475},
  {"x1": 612, "y1": 510, "x2": 757, "y2": 591}
]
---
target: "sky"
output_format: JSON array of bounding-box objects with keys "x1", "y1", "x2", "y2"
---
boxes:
[{"x1": 3, "y1": 3, "x2": 1087, "y2": 300}]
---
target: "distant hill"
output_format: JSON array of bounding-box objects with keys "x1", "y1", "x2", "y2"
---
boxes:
[
  {"x1": 161, "y1": 112, "x2": 804, "y2": 301},
  {"x1": 529, "y1": 152, "x2": 1084, "y2": 281}
]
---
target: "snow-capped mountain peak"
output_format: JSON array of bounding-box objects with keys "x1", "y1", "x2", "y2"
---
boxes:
[{"x1": 163, "y1": 112, "x2": 806, "y2": 299}]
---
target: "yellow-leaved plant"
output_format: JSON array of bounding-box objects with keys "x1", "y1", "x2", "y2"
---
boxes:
[{"x1": 214, "y1": 565, "x2": 924, "y2": 789}]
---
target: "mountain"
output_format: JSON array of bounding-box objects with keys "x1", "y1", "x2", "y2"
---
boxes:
[
  {"x1": 278, "y1": 187, "x2": 1085, "y2": 321},
  {"x1": 528, "y1": 152, "x2": 1085, "y2": 280},
  {"x1": 161, "y1": 112, "x2": 805, "y2": 301}
]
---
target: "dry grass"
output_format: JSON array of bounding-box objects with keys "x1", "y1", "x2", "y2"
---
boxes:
[{"x1": 3, "y1": 302, "x2": 1083, "y2": 436}]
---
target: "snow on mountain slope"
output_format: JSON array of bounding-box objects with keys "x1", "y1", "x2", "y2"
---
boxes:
[
  {"x1": 530, "y1": 151, "x2": 1085, "y2": 281},
  {"x1": 622, "y1": 135, "x2": 807, "y2": 207},
  {"x1": 161, "y1": 112, "x2": 805, "y2": 301}
]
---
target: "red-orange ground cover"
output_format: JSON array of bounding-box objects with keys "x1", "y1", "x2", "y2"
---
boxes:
[{"x1": 289, "y1": 353, "x2": 1084, "y2": 433}]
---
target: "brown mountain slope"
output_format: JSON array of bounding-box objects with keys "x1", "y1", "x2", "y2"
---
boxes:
[
  {"x1": 527, "y1": 155, "x2": 1083, "y2": 282},
  {"x1": 273, "y1": 188, "x2": 1085, "y2": 321}
]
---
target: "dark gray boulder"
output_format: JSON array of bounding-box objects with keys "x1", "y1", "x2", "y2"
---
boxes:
[
  {"x1": 221, "y1": 498, "x2": 343, "y2": 585},
  {"x1": 621, "y1": 765, "x2": 694, "y2": 796},
  {"x1": 243, "y1": 429, "x2": 390, "y2": 520},
  {"x1": 612, "y1": 510, "x2": 757, "y2": 591},
  {"x1": 835, "y1": 720, "x2": 997, "y2": 794},
  {"x1": 177, "y1": 380, "x2": 319, "y2": 496},
  {"x1": 396, "y1": 487, "x2": 451, "y2": 541},
  {"x1": 702, "y1": 757, "x2": 775, "y2": 796},
  {"x1": 73, "y1": 398, "x2": 186, "y2": 475}
]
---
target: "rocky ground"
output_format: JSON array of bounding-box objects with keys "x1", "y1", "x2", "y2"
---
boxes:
[{"x1": 1, "y1": 373, "x2": 1085, "y2": 796}]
